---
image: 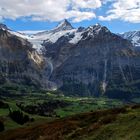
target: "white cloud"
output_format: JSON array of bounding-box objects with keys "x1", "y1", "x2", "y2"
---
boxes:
[
  {"x1": 99, "y1": 0, "x2": 140, "y2": 23},
  {"x1": 0, "y1": 0, "x2": 101, "y2": 22},
  {"x1": 72, "y1": 0, "x2": 101, "y2": 9},
  {"x1": 1, "y1": 0, "x2": 139, "y2": 23}
]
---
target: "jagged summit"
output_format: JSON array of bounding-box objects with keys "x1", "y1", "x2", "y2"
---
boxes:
[
  {"x1": 0, "y1": 23, "x2": 8, "y2": 30},
  {"x1": 95, "y1": 23, "x2": 101, "y2": 26},
  {"x1": 34, "y1": 19, "x2": 74, "y2": 36},
  {"x1": 54, "y1": 19, "x2": 74, "y2": 32},
  {"x1": 83, "y1": 23, "x2": 110, "y2": 39},
  {"x1": 88, "y1": 23, "x2": 110, "y2": 32}
]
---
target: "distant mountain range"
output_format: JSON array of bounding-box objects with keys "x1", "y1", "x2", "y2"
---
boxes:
[
  {"x1": 0, "y1": 20, "x2": 140, "y2": 99},
  {"x1": 119, "y1": 31, "x2": 140, "y2": 49}
]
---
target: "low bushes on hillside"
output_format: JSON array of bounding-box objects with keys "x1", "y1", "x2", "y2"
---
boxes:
[
  {"x1": 0, "y1": 121, "x2": 4, "y2": 132},
  {"x1": 17, "y1": 100, "x2": 70, "y2": 117},
  {"x1": 0, "y1": 100, "x2": 9, "y2": 109},
  {"x1": 9, "y1": 110, "x2": 34, "y2": 125}
]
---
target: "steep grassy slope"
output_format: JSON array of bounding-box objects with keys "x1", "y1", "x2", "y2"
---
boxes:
[{"x1": 0, "y1": 105, "x2": 139, "y2": 140}]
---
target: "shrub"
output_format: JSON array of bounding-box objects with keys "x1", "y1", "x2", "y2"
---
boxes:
[
  {"x1": 0, "y1": 121, "x2": 4, "y2": 132},
  {"x1": 0, "y1": 100, "x2": 9, "y2": 109},
  {"x1": 9, "y1": 110, "x2": 30, "y2": 125}
]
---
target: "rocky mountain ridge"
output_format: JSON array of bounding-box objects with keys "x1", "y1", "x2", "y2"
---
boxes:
[
  {"x1": 119, "y1": 30, "x2": 140, "y2": 48},
  {"x1": 0, "y1": 26, "x2": 56, "y2": 89},
  {"x1": 0, "y1": 20, "x2": 140, "y2": 98}
]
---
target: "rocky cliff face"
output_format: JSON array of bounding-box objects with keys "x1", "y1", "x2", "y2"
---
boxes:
[
  {"x1": 0, "y1": 26, "x2": 53, "y2": 88},
  {"x1": 1, "y1": 21, "x2": 140, "y2": 98},
  {"x1": 42, "y1": 22, "x2": 140, "y2": 97}
]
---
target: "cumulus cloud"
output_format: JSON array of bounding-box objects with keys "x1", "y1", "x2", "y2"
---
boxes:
[
  {"x1": 0, "y1": 0, "x2": 101, "y2": 22},
  {"x1": 1, "y1": 0, "x2": 139, "y2": 23},
  {"x1": 72, "y1": 0, "x2": 101, "y2": 9},
  {"x1": 99, "y1": 0, "x2": 140, "y2": 23}
]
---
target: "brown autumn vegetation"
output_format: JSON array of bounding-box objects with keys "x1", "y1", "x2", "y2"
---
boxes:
[{"x1": 0, "y1": 104, "x2": 139, "y2": 140}]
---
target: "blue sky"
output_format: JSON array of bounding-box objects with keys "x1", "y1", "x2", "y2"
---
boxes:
[{"x1": 1, "y1": 0, "x2": 140, "y2": 33}]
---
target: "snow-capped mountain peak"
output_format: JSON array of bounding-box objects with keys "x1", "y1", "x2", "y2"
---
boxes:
[
  {"x1": 0, "y1": 23, "x2": 9, "y2": 30},
  {"x1": 32, "y1": 19, "x2": 74, "y2": 37},
  {"x1": 87, "y1": 24, "x2": 109, "y2": 33},
  {"x1": 7, "y1": 22, "x2": 112, "y2": 53},
  {"x1": 54, "y1": 19, "x2": 74, "y2": 31},
  {"x1": 120, "y1": 30, "x2": 140, "y2": 48}
]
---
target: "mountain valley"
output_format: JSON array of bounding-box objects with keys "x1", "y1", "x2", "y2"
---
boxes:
[{"x1": 0, "y1": 20, "x2": 140, "y2": 140}]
